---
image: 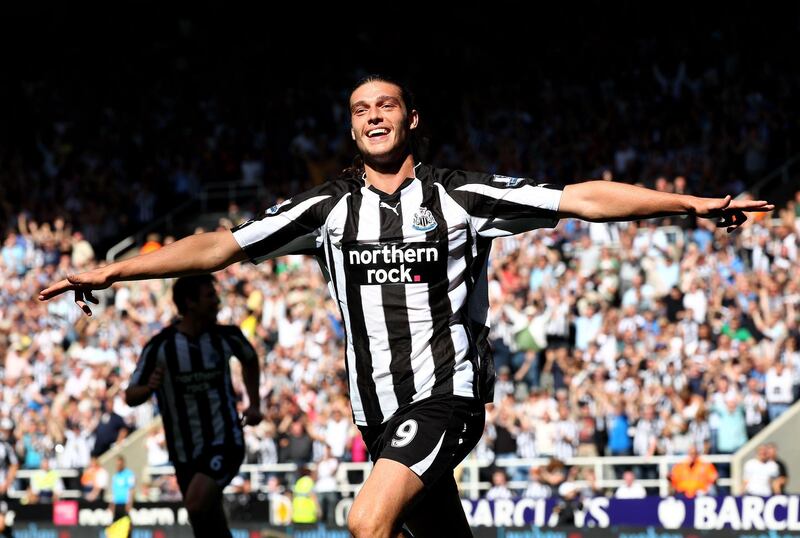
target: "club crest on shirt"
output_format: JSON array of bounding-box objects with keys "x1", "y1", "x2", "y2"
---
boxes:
[
  {"x1": 411, "y1": 206, "x2": 437, "y2": 232},
  {"x1": 266, "y1": 198, "x2": 292, "y2": 215},
  {"x1": 492, "y1": 175, "x2": 524, "y2": 187}
]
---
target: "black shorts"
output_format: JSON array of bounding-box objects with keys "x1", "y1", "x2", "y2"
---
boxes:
[
  {"x1": 173, "y1": 444, "x2": 244, "y2": 495},
  {"x1": 359, "y1": 395, "x2": 485, "y2": 487},
  {"x1": 112, "y1": 503, "x2": 129, "y2": 521}
]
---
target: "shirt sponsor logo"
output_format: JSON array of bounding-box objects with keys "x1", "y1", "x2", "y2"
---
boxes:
[
  {"x1": 174, "y1": 370, "x2": 224, "y2": 394},
  {"x1": 344, "y1": 242, "x2": 444, "y2": 285},
  {"x1": 411, "y1": 206, "x2": 437, "y2": 231}
]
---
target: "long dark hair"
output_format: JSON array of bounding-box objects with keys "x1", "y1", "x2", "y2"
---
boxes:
[{"x1": 340, "y1": 74, "x2": 428, "y2": 180}]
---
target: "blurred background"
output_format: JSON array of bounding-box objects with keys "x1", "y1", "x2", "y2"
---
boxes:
[{"x1": 1, "y1": 4, "x2": 799, "y2": 536}]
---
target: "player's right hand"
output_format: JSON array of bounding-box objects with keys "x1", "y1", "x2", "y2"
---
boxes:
[
  {"x1": 38, "y1": 267, "x2": 115, "y2": 316},
  {"x1": 147, "y1": 367, "x2": 165, "y2": 391},
  {"x1": 241, "y1": 405, "x2": 263, "y2": 427}
]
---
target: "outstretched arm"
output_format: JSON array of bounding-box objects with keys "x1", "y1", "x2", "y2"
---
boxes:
[
  {"x1": 39, "y1": 230, "x2": 246, "y2": 315},
  {"x1": 557, "y1": 181, "x2": 773, "y2": 231}
]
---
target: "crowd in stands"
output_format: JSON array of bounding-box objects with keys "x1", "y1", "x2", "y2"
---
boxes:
[
  {"x1": 1, "y1": 181, "x2": 799, "y2": 509},
  {"x1": 1, "y1": 11, "x2": 800, "y2": 524}
]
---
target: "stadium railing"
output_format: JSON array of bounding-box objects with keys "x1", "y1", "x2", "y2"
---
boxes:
[
  {"x1": 5, "y1": 453, "x2": 739, "y2": 502},
  {"x1": 140, "y1": 454, "x2": 735, "y2": 500}
]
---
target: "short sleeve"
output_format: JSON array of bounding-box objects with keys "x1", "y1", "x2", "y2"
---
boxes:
[
  {"x1": 231, "y1": 182, "x2": 347, "y2": 264},
  {"x1": 442, "y1": 170, "x2": 562, "y2": 238},
  {"x1": 130, "y1": 335, "x2": 166, "y2": 386}
]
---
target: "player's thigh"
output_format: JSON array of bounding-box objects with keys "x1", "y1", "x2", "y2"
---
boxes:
[
  {"x1": 181, "y1": 445, "x2": 243, "y2": 512},
  {"x1": 183, "y1": 472, "x2": 224, "y2": 513},
  {"x1": 349, "y1": 458, "x2": 425, "y2": 530},
  {"x1": 404, "y1": 472, "x2": 472, "y2": 538}
]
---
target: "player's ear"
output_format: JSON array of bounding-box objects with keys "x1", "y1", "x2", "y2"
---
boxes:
[
  {"x1": 350, "y1": 128, "x2": 356, "y2": 140},
  {"x1": 409, "y1": 109, "x2": 419, "y2": 130}
]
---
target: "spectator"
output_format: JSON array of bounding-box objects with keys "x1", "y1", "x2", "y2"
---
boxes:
[
  {"x1": 315, "y1": 445, "x2": 340, "y2": 527},
  {"x1": 669, "y1": 445, "x2": 718, "y2": 498},
  {"x1": 766, "y1": 443, "x2": 788, "y2": 495},
  {"x1": 92, "y1": 397, "x2": 129, "y2": 457},
  {"x1": 81, "y1": 456, "x2": 109, "y2": 502},
  {"x1": 553, "y1": 405, "x2": 578, "y2": 461},
  {"x1": 632, "y1": 405, "x2": 662, "y2": 481},
  {"x1": 279, "y1": 420, "x2": 313, "y2": 469},
  {"x1": 26, "y1": 458, "x2": 63, "y2": 503},
  {"x1": 485, "y1": 469, "x2": 513, "y2": 500},
  {"x1": 606, "y1": 401, "x2": 632, "y2": 457},
  {"x1": 712, "y1": 396, "x2": 748, "y2": 455},
  {"x1": 551, "y1": 479, "x2": 583, "y2": 527},
  {"x1": 742, "y1": 377, "x2": 767, "y2": 439},
  {"x1": 742, "y1": 444, "x2": 778, "y2": 497},
  {"x1": 764, "y1": 361, "x2": 794, "y2": 421},
  {"x1": 523, "y1": 466, "x2": 551, "y2": 499},
  {"x1": 291, "y1": 471, "x2": 320, "y2": 524},
  {"x1": 614, "y1": 470, "x2": 646, "y2": 499}
]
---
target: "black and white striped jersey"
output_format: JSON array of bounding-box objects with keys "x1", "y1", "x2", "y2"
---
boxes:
[
  {"x1": 0, "y1": 439, "x2": 18, "y2": 485},
  {"x1": 232, "y1": 163, "x2": 562, "y2": 426},
  {"x1": 130, "y1": 325, "x2": 257, "y2": 463}
]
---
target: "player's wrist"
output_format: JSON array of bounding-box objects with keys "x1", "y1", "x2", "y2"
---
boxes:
[
  {"x1": 102, "y1": 263, "x2": 122, "y2": 284},
  {"x1": 682, "y1": 195, "x2": 701, "y2": 215}
]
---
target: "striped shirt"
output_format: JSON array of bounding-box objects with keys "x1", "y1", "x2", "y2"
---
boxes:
[
  {"x1": 130, "y1": 325, "x2": 257, "y2": 463},
  {"x1": 0, "y1": 440, "x2": 18, "y2": 485},
  {"x1": 232, "y1": 163, "x2": 562, "y2": 426}
]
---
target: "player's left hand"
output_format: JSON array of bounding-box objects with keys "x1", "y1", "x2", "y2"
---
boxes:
[
  {"x1": 241, "y1": 405, "x2": 263, "y2": 427},
  {"x1": 692, "y1": 195, "x2": 773, "y2": 232}
]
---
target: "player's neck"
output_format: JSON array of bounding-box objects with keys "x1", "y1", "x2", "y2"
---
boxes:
[
  {"x1": 363, "y1": 154, "x2": 417, "y2": 194},
  {"x1": 176, "y1": 316, "x2": 212, "y2": 338}
]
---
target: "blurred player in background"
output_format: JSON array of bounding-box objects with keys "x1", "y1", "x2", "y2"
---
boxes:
[{"x1": 125, "y1": 275, "x2": 262, "y2": 538}]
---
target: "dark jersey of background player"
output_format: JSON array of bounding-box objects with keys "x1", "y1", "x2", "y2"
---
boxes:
[
  {"x1": 126, "y1": 274, "x2": 262, "y2": 538},
  {"x1": 130, "y1": 325, "x2": 254, "y2": 468},
  {"x1": 0, "y1": 420, "x2": 18, "y2": 538}
]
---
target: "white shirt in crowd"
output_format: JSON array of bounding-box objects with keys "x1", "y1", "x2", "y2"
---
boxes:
[
  {"x1": 683, "y1": 289, "x2": 708, "y2": 324},
  {"x1": 742, "y1": 458, "x2": 778, "y2": 496},
  {"x1": 765, "y1": 367, "x2": 794, "y2": 404},
  {"x1": 485, "y1": 485, "x2": 513, "y2": 500},
  {"x1": 614, "y1": 483, "x2": 647, "y2": 499},
  {"x1": 315, "y1": 456, "x2": 339, "y2": 493},
  {"x1": 523, "y1": 481, "x2": 551, "y2": 499},
  {"x1": 323, "y1": 417, "x2": 351, "y2": 459}
]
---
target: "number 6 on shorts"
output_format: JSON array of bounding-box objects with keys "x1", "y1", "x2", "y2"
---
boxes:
[{"x1": 391, "y1": 419, "x2": 418, "y2": 448}]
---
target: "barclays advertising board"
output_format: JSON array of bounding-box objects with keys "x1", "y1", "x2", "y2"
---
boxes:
[{"x1": 462, "y1": 496, "x2": 800, "y2": 530}]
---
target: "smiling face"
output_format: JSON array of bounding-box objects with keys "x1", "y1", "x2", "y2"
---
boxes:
[{"x1": 349, "y1": 80, "x2": 418, "y2": 168}]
